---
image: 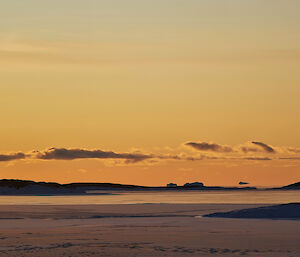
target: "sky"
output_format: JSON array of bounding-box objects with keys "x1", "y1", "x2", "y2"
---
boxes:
[{"x1": 0, "y1": 0, "x2": 300, "y2": 187}]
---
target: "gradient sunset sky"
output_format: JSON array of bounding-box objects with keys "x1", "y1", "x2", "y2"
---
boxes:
[{"x1": 1, "y1": 0, "x2": 300, "y2": 187}]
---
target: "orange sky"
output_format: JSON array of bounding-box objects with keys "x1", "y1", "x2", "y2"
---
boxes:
[{"x1": 0, "y1": 0, "x2": 300, "y2": 187}]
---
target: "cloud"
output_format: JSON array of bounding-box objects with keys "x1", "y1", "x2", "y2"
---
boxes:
[
  {"x1": 251, "y1": 142, "x2": 275, "y2": 153},
  {"x1": 279, "y1": 157, "x2": 300, "y2": 160},
  {"x1": 243, "y1": 157, "x2": 272, "y2": 161},
  {"x1": 240, "y1": 146, "x2": 260, "y2": 153},
  {"x1": 36, "y1": 148, "x2": 152, "y2": 163},
  {"x1": 185, "y1": 142, "x2": 233, "y2": 152},
  {"x1": 0, "y1": 141, "x2": 299, "y2": 165},
  {"x1": 0, "y1": 153, "x2": 26, "y2": 162},
  {"x1": 287, "y1": 148, "x2": 300, "y2": 153}
]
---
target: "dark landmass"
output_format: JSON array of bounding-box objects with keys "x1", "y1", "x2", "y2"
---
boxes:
[
  {"x1": 0, "y1": 179, "x2": 299, "y2": 195},
  {"x1": 280, "y1": 181, "x2": 300, "y2": 190},
  {"x1": 203, "y1": 203, "x2": 300, "y2": 220},
  {"x1": 0, "y1": 179, "x2": 145, "y2": 195},
  {"x1": 0, "y1": 179, "x2": 257, "y2": 195}
]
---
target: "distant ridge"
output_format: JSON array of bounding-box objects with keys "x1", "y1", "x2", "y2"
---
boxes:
[
  {"x1": 0, "y1": 179, "x2": 144, "y2": 195},
  {"x1": 281, "y1": 182, "x2": 300, "y2": 190},
  {"x1": 0, "y1": 179, "x2": 144, "y2": 189},
  {"x1": 0, "y1": 179, "x2": 258, "y2": 195},
  {"x1": 2, "y1": 179, "x2": 300, "y2": 195},
  {"x1": 204, "y1": 203, "x2": 300, "y2": 220}
]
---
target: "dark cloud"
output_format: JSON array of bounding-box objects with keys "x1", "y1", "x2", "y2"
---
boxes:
[
  {"x1": 185, "y1": 142, "x2": 232, "y2": 152},
  {"x1": 243, "y1": 157, "x2": 272, "y2": 161},
  {"x1": 251, "y1": 142, "x2": 275, "y2": 153},
  {"x1": 36, "y1": 148, "x2": 152, "y2": 163},
  {"x1": 1, "y1": 142, "x2": 299, "y2": 164},
  {"x1": 158, "y1": 154, "x2": 215, "y2": 161},
  {"x1": 241, "y1": 147, "x2": 260, "y2": 153},
  {"x1": 0, "y1": 153, "x2": 26, "y2": 162},
  {"x1": 239, "y1": 181, "x2": 249, "y2": 185},
  {"x1": 279, "y1": 157, "x2": 300, "y2": 160}
]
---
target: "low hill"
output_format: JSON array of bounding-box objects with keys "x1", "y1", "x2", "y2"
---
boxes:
[
  {"x1": 203, "y1": 203, "x2": 300, "y2": 220},
  {"x1": 0, "y1": 179, "x2": 145, "y2": 195},
  {"x1": 281, "y1": 182, "x2": 300, "y2": 189},
  {"x1": 0, "y1": 179, "x2": 257, "y2": 195}
]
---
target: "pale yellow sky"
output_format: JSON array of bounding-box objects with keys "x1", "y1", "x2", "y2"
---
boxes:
[{"x1": 0, "y1": 0, "x2": 299, "y2": 186}]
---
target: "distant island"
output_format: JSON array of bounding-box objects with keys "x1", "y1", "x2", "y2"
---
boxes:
[{"x1": 0, "y1": 179, "x2": 298, "y2": 195}]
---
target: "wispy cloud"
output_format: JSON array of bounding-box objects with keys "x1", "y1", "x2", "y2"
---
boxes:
[
  {"x1": 0, "y1": 153, "x2": 26, "y2": 162},
  {"x1": 279, "y1": 157, "x2": 300, "y2": 160},
  {"x1": 36, "y1": 148, "x2": 152, "y2": 163},
  {"x1": 185, "y1": 142, "x2": 233, "y2": 152},
  {"x1": 0, "y1": 140, "x2": 299, "y2": 165},
  {"x1": 287, "y1": 148, "x2": 300, "y2": 154},
  {"x1": 243, "y1": 157, "x2": 272, "y2": 161},
  {"x1": 240, "y1": 146, "x2": 261, "y2": 153},
  {"x1": 251, "y1": 141, "x2": 275, "y2": 153}
]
